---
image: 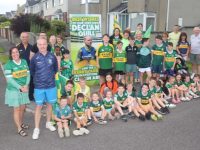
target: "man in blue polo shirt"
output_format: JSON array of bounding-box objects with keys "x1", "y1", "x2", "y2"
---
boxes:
[{"x1": 30, "y1": 38, "x2": 58, "y2": 140}]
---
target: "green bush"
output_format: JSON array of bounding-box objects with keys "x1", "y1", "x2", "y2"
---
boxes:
[
  {"x1": 10, "y1": 14, "x2": 50, "y2": 36},
  {"x1": 49, "y1": 20, "x2": 67, "y2": 36},
  {"x1": 0, "y1": 21, "x2": 11, "y2": 28}
]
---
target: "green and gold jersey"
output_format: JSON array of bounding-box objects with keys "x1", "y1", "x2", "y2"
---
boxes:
[
  {"x1": 103, "y1": 98, "x2": 114, "y2": 109},
  {"x1": 114, "y1": 92, "x2": 128, "y2": 104},
  {"x1": 151, "y1": 44, "x2": 165, "y2": 65},
  {"x1": 126, "y1": 90, "x2": 136, "y2": 98},
  {"x1": 60, "y1": 59, "x2": 73, "y2": 79},
  {"x1": 175, "y1": 80, "x2": 183, "y2": 86},
  {"x1": 149, "y1": 86, "x2": 156, "y2": 95},
  {"x1": 155, "y1": 87, "x2": 163, "y2": 98},
  {"x1": 113, "y1": 37, "x2": 121, "y2": 49},
  {"x1": 183, "y1": 81, "x2": 191, "y2": 88},
  {"x1": 73, "y1": 102, "x2": 88, "y2": 117},
  {"x1": 164, "y1": 50, "x2": 177, "y2": 69},
  {"x1": 137, "y1": 91, "x2": 151, "y2": 105},
  {"x1": 4, "y1": 59, "x2": 29, "y2": 91},
  {"x1": 166, "y1": 82, "x2": 174, "y2": 89},
  {"x1": 113, "y1": 50, "x2": 127, "y2": 72},
  {"x1": 90, "y1": 100, "x2": 103, "y2": 112},
  {"x1": 96, "y1": 44, "x2": 114, "y2": 69}
]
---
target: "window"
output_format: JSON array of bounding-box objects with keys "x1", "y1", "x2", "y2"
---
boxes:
[
  {"x1": 122, "y1": 0, "x2": 128, "y2": 3},
  {"x1": 81, "y1": 0, "x2": 100, "y2": 4},
  {"x1": 59, "y1": 0, "x2": 63, "y2": 5},
  {"x1": 45, "y1": 2, "x2": 49, "y2": 9},
  {"x1": 52, "y1": 0, "x2": 56, "y2": 7}
]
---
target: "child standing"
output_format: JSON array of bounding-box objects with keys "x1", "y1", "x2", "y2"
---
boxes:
[
  {"x1": 138, "y1": 38, "x2": 152, "y2": 85},
  {"x1": 90, "y1": 92, "x2": 107, "y2": 124},
  {"x1": 53, "y1": 97, "x2": 72, "y2": 138},
  {"x1": 125, "y1": 36, "x2": 139, "y2": 84},
  {"x1": 113, "y1": 41, "x2": 127, "y2": 82},
  {"x1": 151, "y1": 35, "x2": 166, "y2": 78},
  {"x1": 60, "y1": 49, "x2": 74, "y2": 79},
  {"x1": 162, "y1": 32, "x2": 169, "y2": 48},
  {"x1": 72, "y1": 93, "x2": 90, "y2": 136},
  {"x1": 96, "y1": 34, "x2": 114, "y2": 85},
  {"x1": 176, "y1": 32, "x2": 190, "y2": 61},
  {"x1": 164, "y1": 42, "x2": 177, "y2": 76}
]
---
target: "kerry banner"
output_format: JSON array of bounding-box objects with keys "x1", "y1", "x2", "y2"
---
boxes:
[{"x1": 69, "y1": 14, "x2": 102, "y2": 85}]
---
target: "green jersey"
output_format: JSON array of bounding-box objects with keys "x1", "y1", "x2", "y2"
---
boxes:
[
  {"x1": 175, "y1": 80, "x2": 183, "y2": 86},
  {"x1": 90, "y1": 100, "x2": 103, "y2": 112},
  {"x1": 96, "y1": 44, "x2": 114, "y2": 69},
  {"x1": 135, "y1": 40, "x2": 142, "y2": 48},
  {"x1": 149, "y1": 86, "x2": 156, "y2": 95},
  {"x1": 60, "y1": 59, "x2": 73, "y2": 79},
  {"x1": 137, "y1": 91, "x2": 152, "y2": 105},
  {"x1": 113, "y1": 50, "x2": 126, "y2": 72},
  {"x1": 151, "y1": 44, "x2": 165, "y2": 65},
  {"x1": 155, "y1": 87, "x2": 163, "y2": 98},
  {"x1": 138, "y1": 46, "x2": 151, "y2": 68},
  {"x1": 4, "y1": 59, "x2": 30, "y2": 91},
  {"x1": 114, "y1": 92, "x2": 128, "y2": 104},
  {"x1": 73, "y1": 102, "x2": 88, "y2": 117},
  {"x1": 126, "y1": 90, "x2": 136, "y2": 98},
  {"x1": 164, "y1": 50, "x2": 177, "y2": 69},
  {"x1": 103, "y1": 98, "x2": 114, "y2": 109},
  {"x1": 166, "y1": 82, "x2": 174, "y2": 89},
  {"x1": 112, "y1": 37, "x2": 121, "y2": 49},
  {"x1": 183, "y1": 81, "x2": 191, "y2": 88},
  {"x1": 53, "y1": 102, "x2": 71, "y2": 118},
  {"x1": 121, "y1": 38, "x2": 129, "y2": 51}
]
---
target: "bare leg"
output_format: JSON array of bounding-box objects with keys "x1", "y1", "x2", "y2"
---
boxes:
[{"x1": 34, "y1": 105, "x2": 42, "y2": 129}]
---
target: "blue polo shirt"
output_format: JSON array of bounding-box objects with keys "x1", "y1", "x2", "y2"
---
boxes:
[{"x1": 30, "y1": 51, "x2": 58, "y2": 89}]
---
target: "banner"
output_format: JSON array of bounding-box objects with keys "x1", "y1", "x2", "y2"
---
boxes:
[{"x1": 70, "y1": 14, "x2": 102, "y2": 85}]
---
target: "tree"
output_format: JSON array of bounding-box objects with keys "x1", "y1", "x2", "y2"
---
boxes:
[{"x1": 10, "y1": 14, "x2": 50, "y2": 36}]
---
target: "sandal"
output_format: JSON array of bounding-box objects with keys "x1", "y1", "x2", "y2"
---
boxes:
[
  {"x1": 18, "y1": 129, "x2": 28, "y2": 137},
  {"x1": 21, "y1": 123, "x2": 29, "y2": 129}
]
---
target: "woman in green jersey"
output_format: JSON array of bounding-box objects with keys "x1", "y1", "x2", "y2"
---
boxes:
[{"x1": 4, "y1": 47, "x2": 30, "y2": 137}]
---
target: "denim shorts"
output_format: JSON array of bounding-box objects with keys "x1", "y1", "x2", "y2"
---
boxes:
[{"x1": 126, "y1": 64, "x2": 137, "y2": 73}]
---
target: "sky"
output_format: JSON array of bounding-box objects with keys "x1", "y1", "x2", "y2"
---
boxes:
[{"x1": 0, "y1": 0, "x2": 26, "y2": 14}]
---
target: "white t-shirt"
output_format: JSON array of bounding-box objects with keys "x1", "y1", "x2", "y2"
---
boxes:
[
  {"x1": 169, "y1": 32, "x2": 181, "y2": 49},
  {"x1": 190, "y1": 34, "x2": 200, "y2": 54}
]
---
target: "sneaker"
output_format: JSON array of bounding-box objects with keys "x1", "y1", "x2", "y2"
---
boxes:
[
  {"x1": 73, "y1": 129, "x2": 84, "y2": 136},
  {"x1": 98, "y1": 118, "x2": 107, "y2": 125},
  {"x1": 176, "y1": 98, "x2": 181, "y2": 103},
  {"x1": 46, "y1": 122, "x2": 56, "y2": 132},
  {"x1": 185, "y1": 97, "x2": 191, "y2": 101},
  {"x1": 165, "y1": 96, "x2": 171, "y2": 100},
  {"x1": 87, "y1": 119, "x2": 93, "y2": 126},
  {"x1": 138, "y1": 115, "x2": 145, "y2": 121},
  {"x1": 58, "y1": 128, "x2": 64, "y2": 138},
  {"x1": 64, "y1": 128, "x2": 70, "y2": 137},
  {"x1": 181, "y1": 97, "x2": 187, "y2": 101},
  {"x1": 157, "y1": 114, "x2": 163, "y2": 120},
  {"x1": 32, "y1": 128, "x2": 40, "y2": 140},
  {"x1": 80, "y1": 127, "x2": 90, "y2": 135},
  {"x1": 166, "y1": 103, "x2": 176, "y2": 109},
  {"x1": 120, "y1": 115, "x2": 128, "y2": 122},
  {"x1": 151, "y1": 114, "x2": 158, "y2": 121},
  {"x1": 194, "y1": 95, "x2": 199, "y2": 99},
  {"x1": 157, "y1": 108, "x2": 166, "y2": 115},
  {"x1": 127, "y1": 112, "x2": 136, "y2": 119}
]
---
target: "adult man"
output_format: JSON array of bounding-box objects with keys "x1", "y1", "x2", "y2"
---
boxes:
[
  {"x1": 30, "y1": 38, "x2": 58, "y2": 140},
  {"x1": 77, "y1": 36, "x2": 96, "y2": 62},
  {"x1": 169, "y1": 25, "x2": 181, "y2": 49},
  {"x1": 30, "y1": 32, "x2": 51, "y2": 59},
  {"x1": 17, "y1": 32, "x2": 34, "y2": 101},
  {"x1": 190, "y1": 27, "x2": 200, "y2": 74}
]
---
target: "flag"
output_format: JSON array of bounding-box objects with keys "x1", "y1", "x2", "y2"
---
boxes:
[
  {"x1": 113, "y1": 15, "x2": 122, "y2": 31},
  {"x1": 143, "y1": 25, "x2": 152, "y2": 38}
]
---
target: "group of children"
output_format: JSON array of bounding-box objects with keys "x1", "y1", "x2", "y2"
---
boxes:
[
  {"x1": 51, "y1": 71, "x2": 200, "y2": 138},
  {"x1": 48, "y1": 26, "x2": 200, "y2": 138}
]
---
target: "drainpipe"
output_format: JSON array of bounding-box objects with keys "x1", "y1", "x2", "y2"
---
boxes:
[
  {"x1": 166, "y1": 0, "x2": 170, "y2": 31},
  {"x1": 85, "y1": 0, "x2": 89, "y2": 14}
]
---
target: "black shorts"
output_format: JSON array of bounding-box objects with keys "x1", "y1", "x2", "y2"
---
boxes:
[
  {"x1": 114, "y1": 71, "x2": 125, "y2": 75},
  {"x1": 99, "y1": 68, "x2": 112, "y2": 76}
]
